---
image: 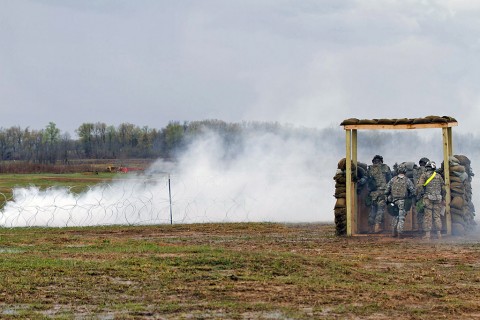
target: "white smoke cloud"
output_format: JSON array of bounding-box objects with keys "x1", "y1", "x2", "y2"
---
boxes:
[
  {"x1": 1, "y1": 125, "x2": 478, "y2": 227},
  {"x1": 0, "y1": 127, "x2": 338, "y2": 227},
  {"x1": 0, "y1": 179, "x2": 172, "y2": 227},
  {"x1": 160, "y1": 129, "x2": 333, "y2": 223}
]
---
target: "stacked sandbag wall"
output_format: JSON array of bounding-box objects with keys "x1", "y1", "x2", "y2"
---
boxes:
[
  {"x1": 333, "y1": 159, "x2": 366, "y2": 236},
  {"x1": 333, "y1": 159, "x2": 348, "y2": 236},
  {"x1": 448, "y1": 155, "x2": 476, "y2": 235}
]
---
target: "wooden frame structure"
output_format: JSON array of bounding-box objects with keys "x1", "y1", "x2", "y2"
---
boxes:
[{"x1": 343, "y1": 119, "x2": 458, "y2": 236}]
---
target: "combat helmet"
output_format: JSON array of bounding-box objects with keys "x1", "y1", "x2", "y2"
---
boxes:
[
  {"x1": 419, "y1": 157, "x2": 429, "y2": 166},
  {"x1": 397, "y1": 163, "x2": 407, "y2": 174},
  {"x1": 425, "y1": 161, "x2": 436, "y2": 170},
  {"x1": 372, "y1": 155, "x2": 383, "y2": 163}
]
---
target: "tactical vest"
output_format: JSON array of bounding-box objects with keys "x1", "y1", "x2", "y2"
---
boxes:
[
  {"x1": 369, "y1": 164, "x2": 389, "y2": 189},
  {"x1": 392, "y1": 175, "x2": 408, "y2": 199},
  {"x1": 423, "y1": 172, "x2": 443, "y2": 200},
  {"x1": 414, "y1": 166, "x2": 427, "y2": 185}
]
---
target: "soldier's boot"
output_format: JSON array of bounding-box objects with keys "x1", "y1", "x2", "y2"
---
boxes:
[
  {"x1": 374, "y1": 224, "x2": 382, "y2": 233},
  {"x1": 436, "y1": 231, "x2": 442, "y2": 239},
  {"x1": 397, "y1": 225, "x2": 404, "y2": 239},
  {"x1": 422, "y1": 231, "x2": 431, "y2": 240}
]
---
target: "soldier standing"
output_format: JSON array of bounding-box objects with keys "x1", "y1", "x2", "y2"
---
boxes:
[
  {"x1": 413, "y1": 157, "x2": 429, "y2": 233},
  {"x1": 416, "y1": 161, "x2": 445, "y2": 240},
  {"x1": 367, "y1": 155, "x2": 392, "y2": 233},
  {"x1": 385, "y1": 164, "x2": 416, "y2": 238}
]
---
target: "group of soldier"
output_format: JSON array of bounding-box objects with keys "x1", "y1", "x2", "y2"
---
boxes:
[{"x1": 360, "y1": 155, "x2": 445, "y2": 240}]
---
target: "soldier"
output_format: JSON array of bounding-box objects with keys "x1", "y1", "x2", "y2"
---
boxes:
[
  {"x1": 385, "y1": 164, "x2": 416, "y2": 238},
  {"x1": 416, "y1": 161, "x2": 445, "y2": 240},
  {"x1": 367, "y1": 155, "x2": 392, "y2": 233},
  {"x1": 413, "y1": 157, "x2": 430, "y2": 233}
]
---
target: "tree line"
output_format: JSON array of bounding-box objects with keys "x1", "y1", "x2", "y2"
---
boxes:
[
  {"x1": 1, "y1": 119, "x2": 478, "y2": 167},
  {"x1": 0, "y1": 120, "x2": 320, "y2": 164}
]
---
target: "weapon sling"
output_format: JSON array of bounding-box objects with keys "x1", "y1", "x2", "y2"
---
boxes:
[{"x1": 423, "y1": 172, "x2": 436, "y2": 187}]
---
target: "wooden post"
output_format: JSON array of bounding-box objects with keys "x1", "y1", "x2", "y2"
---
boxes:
[
  {"x1": 442, "y1": 128, "x2": 452, "y2": 235},
  {"x1": 346, "y1": 130, "x2": 352, "y2": 236},
  {"x1": 342, "y1": 118, "x2": 458, "y2": 236},
  {"x1": 351, "y1": 130, "x2": 358, "y2": 235},
  {"x1": 447, "y1": 127, "x2": 453, "y2": 155},
  {"x1": 168, "y1": 174, "x2": 173, "y2": 225}
]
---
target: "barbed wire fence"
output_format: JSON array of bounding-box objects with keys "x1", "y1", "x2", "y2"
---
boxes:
[{"x1": 0, "y1": 173, "x2": 330, "y2": 228}]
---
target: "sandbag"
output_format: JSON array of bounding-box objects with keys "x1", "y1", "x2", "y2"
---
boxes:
[
  {"x1": 377, "y1": 118, "x2": 395, "y2": 124},
  {"x1": 442, "y1": 116, "x2": 457, "y2": 122},
  {"x1": 451, "y1": 213, "x2": 465, "y2": 225},
  {"x1": 450, "y1": 207, "x2": 464, "y2": 216},
  {"x1": 450, "y1": 196, "x2": 464, "y2": 210},
  {"x1": 458, "y1": 172, "x2": 469, "y2": 182},
  {"x1": 449, "y1": 175, "x2": 463, "y2": 183},
  {"x1": 450, "y1": 181, "x2": 464, "y2": 189},
  {"x1": 335, "y1": 187, "x2": 346, "y2": 194},
  {"x1": 425, "y1": 115, "x2": 448, "y2": 123},
  {"x1": 453, "y1": 155, "x2": 471, "y2": 166},
  {"x1": 395, "y1": 118, "x2": 411, "y2": 124},
  {"x1": 340, "y1": 118, "x2": 359, "y2": 125},
  {"x1": 450, "y1": 187, "x2": 464, "y2": 194},
  {"x1": 334, "y1": 175, "x2": 346, "y2": 184},
  {"x1": 335, "y1": 198, "x2": 346, "y2": 208},
  {"x1": 412, "y1": 118, "x2": 430, "y2": 124},
  {"x1": 450, "y1": 165, "x2": 465, "y2": 173},
  {"x1": 449, "y1": 158, "x2": 460, "y2": 167},
  {"x1": 358, "y1": 119, "x2": 377, "y2": 124},
  {"x1": 452, "y1": 222, "x2": 466, "y2": 236}
]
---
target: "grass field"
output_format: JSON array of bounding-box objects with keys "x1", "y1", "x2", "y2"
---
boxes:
[
  {"x1": 1, "y1": 173, "x2": 480, "y2": 319},
  {"x1": 0, "y1": 223, "x2": 480, "y2": 319}
]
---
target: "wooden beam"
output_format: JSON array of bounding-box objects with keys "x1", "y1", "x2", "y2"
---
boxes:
[
  {"x1": 447, "y1": 127, "x2": 453, "y2": 155},
  {"x1": 346, "y1": 130, "x2": 352, "y2": 236},
  {"x1": 344, "y1": 122, "x2": 458, "y2": 130},
  {"x1": 352, "y1": 130, "x2": 357, "y2": 235}
]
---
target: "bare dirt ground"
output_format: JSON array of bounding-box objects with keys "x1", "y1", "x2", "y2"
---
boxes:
[{"x1": 1, "y1": 223, "x2": 480, "y2": 319}]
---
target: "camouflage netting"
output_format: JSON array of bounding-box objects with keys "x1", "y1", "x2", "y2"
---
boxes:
[
  {"x1": 446, "y1": 155, "x2": 476, "y2": 235},
  {"x1": 340, "y1": 115, "x2": 457, "y2": 126},
  {"x1": 333, "y1": 159, "x2": 366, "y2": 236}
]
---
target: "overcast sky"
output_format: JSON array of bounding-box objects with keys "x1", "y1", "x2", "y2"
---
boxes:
[{"x1": 1, "y1": 0, "x2": 480, "y2": 136}]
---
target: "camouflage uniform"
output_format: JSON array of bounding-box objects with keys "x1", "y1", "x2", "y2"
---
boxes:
[
  {"x1": 413, "y1": 166, "x2": 426, "y2": 231},
  {"x1": 367, "y1": 156, "x2": 392, "y2": 232},
  {"x1": 385, "y1": 172, "x2": 415, "y2": 236},
  {"x1": 413, "y1": 157, "x2": 429, "y2": 232},
  {"x1": 416, "y1": 164, "x2": 445, "y2": 239}
]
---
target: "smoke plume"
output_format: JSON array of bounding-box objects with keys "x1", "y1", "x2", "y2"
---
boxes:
[{"x1": 1, "y1": 124, "x2": 478, "y2": 227}]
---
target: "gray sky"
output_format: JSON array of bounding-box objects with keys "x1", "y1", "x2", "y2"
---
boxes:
[{"x1": 2, "y1": 0, "x2": 480, "y2": 136}]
